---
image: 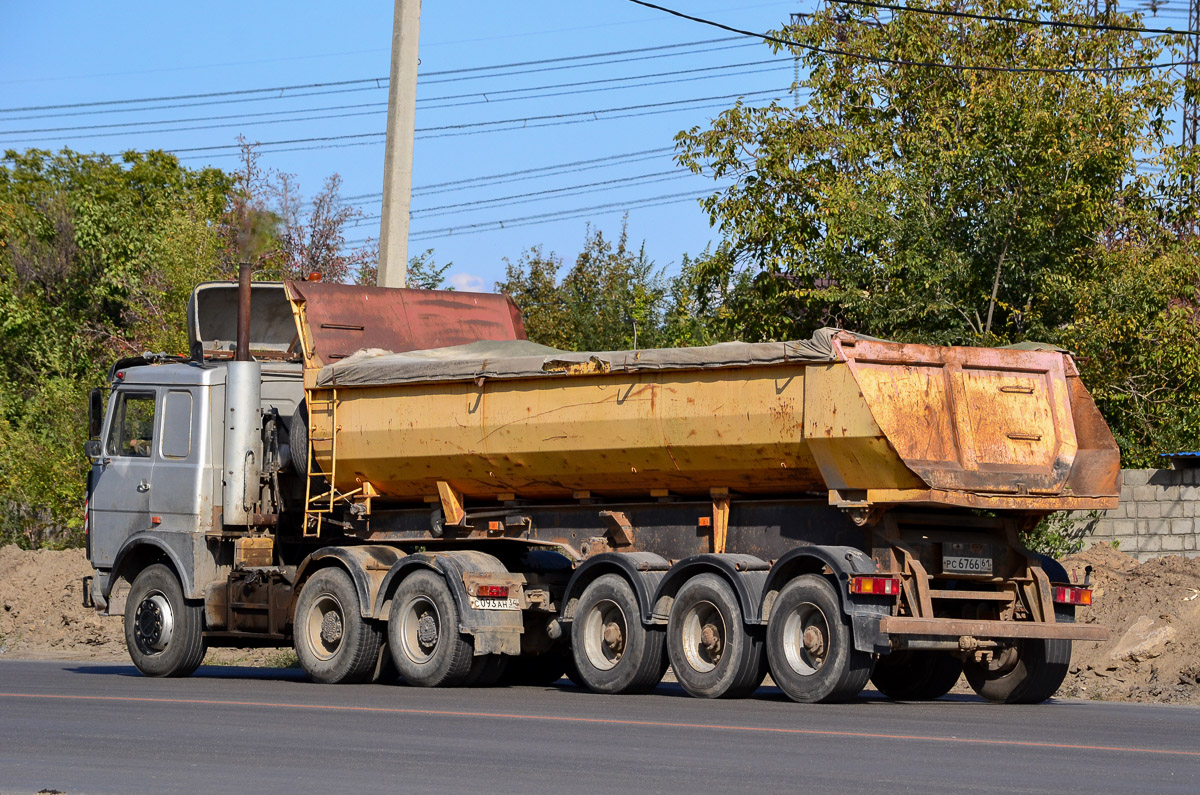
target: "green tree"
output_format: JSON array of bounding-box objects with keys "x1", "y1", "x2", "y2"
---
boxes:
[
  {"x1": 675, "y1": 0, "x2": 1199, "y2": 461},
  {"x1": 0, "y1": 148, "x2": 230, "y2": 546},
  {"x1": 497, "y1": 221, "x2": 666, "y2": 350}
]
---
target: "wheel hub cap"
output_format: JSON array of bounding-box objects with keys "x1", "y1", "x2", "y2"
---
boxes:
[
  {"x1": 700, "y1": 623, "x2": 723, "y2": 661},
  {"x1": 802, "y1": 626, "x2": 826, "y2": 658},
  {"x1": 603, "y1": 621, "x2": 625, "y2": 654},
  {"x1": 417, "y1": 613, "x2": 439, "y2": 648},
  {"x1": 320, "y1": 611, "x2": 344, "y2": 645},
  {"x1": 134, "y1": 593, "x2": 174, "y2": 653}
]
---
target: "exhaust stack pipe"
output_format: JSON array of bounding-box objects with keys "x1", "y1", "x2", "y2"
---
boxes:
[{"x1": 224, "y1": 263, "x2": 262, "y2": 526}]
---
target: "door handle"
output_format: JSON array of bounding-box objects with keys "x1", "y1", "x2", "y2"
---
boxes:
[{"x1": 137, "y1": 480, "x2": 151, "y2": 493}]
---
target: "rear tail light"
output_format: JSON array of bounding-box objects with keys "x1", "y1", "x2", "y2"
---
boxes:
[
  {"x1": 850, "y1": 576, "x2": 901, "y2": 596},
  {"x1": 1052, "y1": 586, "x2": 1093, "y2": 606},
  {"x1": 476, "y1": 585, "x2": 509, "y2": 598}
]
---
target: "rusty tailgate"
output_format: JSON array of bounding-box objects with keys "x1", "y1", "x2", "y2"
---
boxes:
[{"x1": 832, "y1": 334, "x2": 1120, "y2": 499}]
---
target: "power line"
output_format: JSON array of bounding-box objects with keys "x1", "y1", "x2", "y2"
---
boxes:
[
  {"x1": 626, "y1": 0, "x2": 1196, "y2": 74},
  {"x1": 391, "y1": 170, "x2": 698, "y2": 220},
  {"x1": 0, "y1": 59, "x2": 787, "y2": 141},
  {"x1": 407, "y1": 189, "x2": 716, "y2": 241},
  {"x1": 0, "y1": 37, "x2": 750, "y2": 115},
  {"x1": 172, "y1": 96, "x2": 787, "y2": 160},
  {"x1": 159, "y1": 89, "x2": 786, "y2": 154},
  {"x1": 828, "y1": 0, "x2": 1200, "y2": 36},
  {"x1": 343, "y1": 146, "x2": 677, "y2": 201}
]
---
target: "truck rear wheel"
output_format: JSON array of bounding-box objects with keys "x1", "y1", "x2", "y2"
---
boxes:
[
  {"x1": 766, "y1": 574, "x2": 874, "y2": 703},
  {"x1": 388, "y1": 570, "x2": 475, "y2": 687},
  {"x1": 667, "y1": 574, "x2": 766, "y2": 698},
  {"x1": 870, "y1": 651, "x2": 963, "y2": 700},
  {"x1": 570, "y1": 574, "x2": 665, "y2": 694},
  {"x1": 294, "y1": 567, "x2": 383, "y2": 684},
  {"x1": 963, "y1": 605, "x2": 1073, "y2": 704},
  {"x1": 125, "y1": 564, "x2": 207, "y2": 677}
]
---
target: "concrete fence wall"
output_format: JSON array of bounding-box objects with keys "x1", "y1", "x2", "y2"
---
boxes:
[{"x1": 1083, "y1": 469, "x2": 1200, "y2": 561}]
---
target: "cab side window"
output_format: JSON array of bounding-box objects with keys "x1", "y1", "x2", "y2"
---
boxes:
[{"x1": 106, "y1": 392, "x2": 157, "y2": 458}]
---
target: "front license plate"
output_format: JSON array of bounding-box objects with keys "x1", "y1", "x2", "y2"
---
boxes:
[
  {"x1": 469, "y1": 596, "x2": 520, "y2": 610},
  {"x1": 942, "y1": 543, "x2": 993, "y2": 575}
]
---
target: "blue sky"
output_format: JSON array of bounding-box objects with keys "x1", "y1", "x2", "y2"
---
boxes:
[{"x1": 0, "y1": 1, "x2": 803, "y2": 292}]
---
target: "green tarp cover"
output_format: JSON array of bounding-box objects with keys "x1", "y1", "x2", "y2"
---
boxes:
[{"x1": 315, "y1": 328, "x2": 846, "y2": 388}]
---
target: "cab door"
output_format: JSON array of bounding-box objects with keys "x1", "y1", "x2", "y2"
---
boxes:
[{"x1": 88, "y1": 389, "x2": 158, "y2": 568}]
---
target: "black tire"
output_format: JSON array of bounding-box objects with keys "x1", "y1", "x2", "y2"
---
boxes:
[
  {"x1": 501, "y1": 652, "x2": 571, "y2": 686},
  {"x1": 370, "y1": 644, "x2": 400, "y2": 684},
  {"x1": 289, "y1": 402, "x2": 310, "y2": 479},
  {"x1": 294, "y1": 567, "x2": 383, "y2": 685},
  {"x1": 570, "y1": 574, "x2": 665, "y2": 695},
  {"x1": 766, "y1": 574, "x2": 874, "y2": 703},
  {"x1": 871, "y1": 651, "x2": 963, "y2": 701},
  {"x1": 963, "y1": 607, "x2": 1073, "y2": 704},
  {"x1": 667, "y1": 573, "x2": 767, "y2": 699},
  {"x1": 388, "y1": 570, "x2": 475, "y2": 687},
  {"x1": 464, "y1": 654, "x2": 510, "y2": 687},
  {"x1": 124, "y1": 564, "x2": 207, "y2": 677}
]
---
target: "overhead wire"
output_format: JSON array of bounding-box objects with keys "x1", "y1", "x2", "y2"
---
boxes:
[
  {"x1": 156, "y1": 89, "x2": 787, "y2": 155},
  {"x1": 625, "y1": 0, "x2": 1196, "y2": 73},
  {"x1": 0, "y1": 59, "x2": 789, "y2": 141},
  {"x1": 0, "y1": 37, "x2": 753, "y2": 116},
  {"x1": 827, "y1": 0, "x2": 1200, "y2": 36}
]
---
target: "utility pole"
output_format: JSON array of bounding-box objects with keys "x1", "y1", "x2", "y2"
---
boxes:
[
  {"x1": 377, "y1": 0, "x2": 421, "y2": 288},
  {"x1": 1184, "y1": 0, "x2": 1200, "y2": 155}
]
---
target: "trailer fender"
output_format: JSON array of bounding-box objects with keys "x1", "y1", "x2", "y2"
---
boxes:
[
  {"x1": 559, "y1": 552, "x2": 670, "y2": 626},
  {"x1": 651, "y1": 554, "x2": 769, "y2": 627},
  {"x1": 295, "y1": 545, "x2": 404, "y2": 619},
  {"x1": 106, "y1": 533, "x2": 194, "y2": 613},
  {"x1": 761, "y1": 545, "x2": 890, "y2": 654},
  {"x1": 375, "y1": 550, "x2": 524, "y2": 655}
]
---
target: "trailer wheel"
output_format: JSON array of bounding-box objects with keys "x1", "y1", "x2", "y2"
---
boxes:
[
  {"x1": 388, "y1": 570, "x2": 474, "y2": 687},
  {"x1": 667, "y1": 574, "x2": 766, "y2": 699},
  {"x1": 766, "y1": 574, "x2": 874, "y2": 703},
  {"x1": 963, "y1": 606, "x2": 1072, "y2": 704},
  {"x1": 870, "y1": 651, "x2": 963, "y2": 701},
  {"x1": 570, "y1": 574, "x2": 665, "y2": 694},
  {"x1": 294, "y1": 567, "x2": 383, "y2": 684},
  {"x1": 124, "y1": 564, "x2": 207, "y2": 677},
  {"x1": 464, "y1": 654, "x2": 510, "y2": 687},
  {"x1": 501, "y1": 652, "x2": 571, "y2": 686}
]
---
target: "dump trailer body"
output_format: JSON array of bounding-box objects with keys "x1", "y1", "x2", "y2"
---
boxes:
[{"x1": 298, "y1": 324, "x2": 1119, "y2": 514}]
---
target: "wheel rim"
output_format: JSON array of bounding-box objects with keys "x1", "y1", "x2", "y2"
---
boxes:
[
  {"x1": 304, "y1": 591, "x2": 346, "y2": 662},
  {"x1": 134, "y1": 591, "x2": 174, "y2": 654},
  {"x1": 780, "y1": 600, "x2": 830, "y2": 676},
  {"x1": 398, "y1": 595, "x2": 442, "y2": 665},
  {"x1": 679, "y1": 599, "x2": 725, "y2": 673},
  {"x1": 582, "y1": 598, "x2": 627, "y2": 671}
]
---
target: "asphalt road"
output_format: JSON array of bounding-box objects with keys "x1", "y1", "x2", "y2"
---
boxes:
[{"x1": 0, "y1": 660, "x2": 1196, "y2": 794}]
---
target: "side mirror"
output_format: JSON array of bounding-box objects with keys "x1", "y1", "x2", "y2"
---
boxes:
[
  {"x1": 84, "y1": 439, "x2": 103, "y2": 459},
  {"x1": 88, "y1": 388, "x2": 104, "y2": 439}
]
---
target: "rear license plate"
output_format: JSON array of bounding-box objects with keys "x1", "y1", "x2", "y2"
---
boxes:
[
  {"x1": 469, "y1": 596, "x2": 520, "y2": 610},
  {"x1": 942, "y1": 543, "x2": 993, "y2": 574}
]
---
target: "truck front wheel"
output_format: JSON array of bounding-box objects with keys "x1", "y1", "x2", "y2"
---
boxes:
[
  {"x1": 667, "y1": 573, "x2": 766, "y2": 698},
  {"x1": 388, "y1": 570, "x2": 475, "y2": 687},
  {"x1": 570, "y1": 574, "x2": 665, "y2": 694},
  {"x1": 294, "y1": 567, "x2": 383, "y2": 684},
  {"x1": 124, "y1": 564, "x2": 207, "y2": 677},
  {"x1": 766, "y1": 574, "x2": 874, "y2": 703}
]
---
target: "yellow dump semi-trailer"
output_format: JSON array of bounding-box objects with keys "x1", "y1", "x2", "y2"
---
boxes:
[{"x1": 283, "y1": 281, "x2": 1116, "y2": 703}]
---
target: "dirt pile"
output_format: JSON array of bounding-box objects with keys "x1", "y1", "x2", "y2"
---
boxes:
[
  {"x1": 0, "y1": 545, "x2": 124, "y2": 659},
  {"x1": 1056, "y1": 543, "x2": 1200, "y2": 704},
  {"x1": 0, "y1": 545, "x2": 293, "y2": 667}
]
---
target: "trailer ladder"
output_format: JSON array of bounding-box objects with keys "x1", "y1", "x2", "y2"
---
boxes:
[{"x1": 302, "y1": 389, "x2": 362, "y2": 537}]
